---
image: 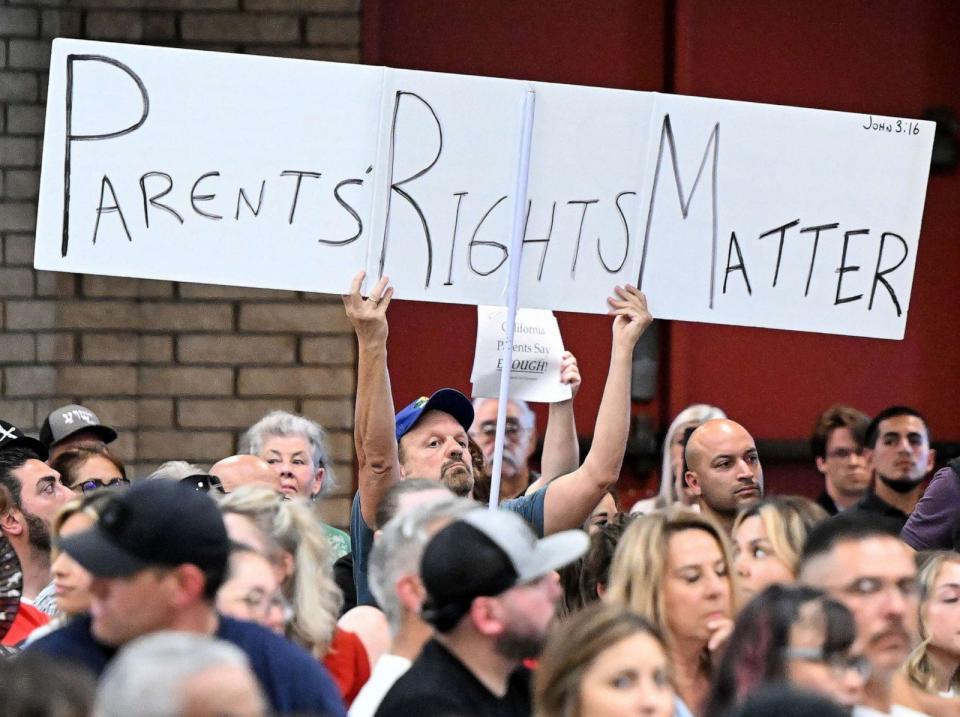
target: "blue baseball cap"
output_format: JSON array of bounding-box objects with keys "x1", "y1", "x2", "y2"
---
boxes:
[{"x1": 395, "y1": 389, "x2": 474, "y2": 441}]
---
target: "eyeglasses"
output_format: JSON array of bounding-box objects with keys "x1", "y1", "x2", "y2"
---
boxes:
[
  {"x1": 475, "y1": 419, "x2": 524, "y2": 437},
  {"x1": 180, "y1": 474, "x2": 225, "y2": 494},
  {"x1": 836, "y1": 577, "x2": 919, "y2": 601},
  {"x1": 75, "y1": 477, "x2": 130, "y2": 494},
  {"x1": 827, "y1": 447, "x2": 865, "y2": 460},
  {"x1": 232, "y1": 589, "x2": 291, "y2": 622},
  {"x1": 784, "y1": 647, "x2": 872, "y2": 681}
]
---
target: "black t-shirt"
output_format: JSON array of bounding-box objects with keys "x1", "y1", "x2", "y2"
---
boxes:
[
  {"x1": 374, "y1": 638, "x2": 531, "y2": 717},
  {"x1": 26, "y1": 614, "x2": 346, "y2": 717},
  {"x1": 815, "y1": 490, "x2": 839, "y2": 516},
  {"x1": 851, "y1": 488, "x2": 909, "y2": 530}
]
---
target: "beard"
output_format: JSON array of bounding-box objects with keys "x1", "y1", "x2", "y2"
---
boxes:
[
  {"x1": 23, "y1": 509, "x2": 52, "y2": 553},
  {"x1": 440, "y1": 460, "x2": 474, "y2": 497},
  {"x1": 495, "y1": 625, "x2": 549, "y2": 660},
  {"x1": 879, "y1": 474, "x2": 925, "y2": 494},
  {"x1": 484, "y1": 442, "x2": 526, "y2": 480}
]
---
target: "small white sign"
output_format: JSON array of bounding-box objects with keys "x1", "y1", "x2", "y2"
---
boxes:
[{"x1": 471, "y1": 306, "x2": 571, "y2": 403}]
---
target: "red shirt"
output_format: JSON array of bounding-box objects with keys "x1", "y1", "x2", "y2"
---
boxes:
[
  {"x1": 1, "y1": 602, "x2": 49, "y2": 646},
  {"x1": 322, "y1": 627, "x2": 371, "y2": 706}
]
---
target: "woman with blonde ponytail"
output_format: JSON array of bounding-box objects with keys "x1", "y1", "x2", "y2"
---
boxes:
[{"x1": 219, "y1": 486, "x2": 370, "y2": 705}]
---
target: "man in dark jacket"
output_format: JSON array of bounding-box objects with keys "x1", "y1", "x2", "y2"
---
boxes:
[{"x1": 27, "y1": 480, "x2": 345, "y2": 717}]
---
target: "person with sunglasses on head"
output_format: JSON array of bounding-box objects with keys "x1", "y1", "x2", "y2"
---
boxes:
[
  {"x1": 0, "y1": 420, "x2": 74, "y2": 616},
  {"x1": 49, "y1": 444, "x2": 129, "y2": 495},
  {"x1": 26, "y1": 480, "x2": 346, "y2": 717}
]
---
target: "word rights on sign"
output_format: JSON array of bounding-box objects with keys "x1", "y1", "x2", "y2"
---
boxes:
[{"x1": 35, "y1": 40, "x2": 935, "y2": 339}]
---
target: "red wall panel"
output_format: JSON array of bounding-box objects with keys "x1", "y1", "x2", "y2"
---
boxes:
[
  {"x1": 363, "y1": 1, "x2": 960, "y2": 501},
  {"x1": 670, "y1": 0, "x2": 960, "y2": 443}
]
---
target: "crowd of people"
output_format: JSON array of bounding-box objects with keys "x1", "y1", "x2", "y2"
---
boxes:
[{"x1": 0, "y1": 270, "x2": 958, "y2": 717}]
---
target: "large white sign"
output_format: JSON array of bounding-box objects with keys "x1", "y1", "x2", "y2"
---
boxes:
[{"x1": 35, "y1": 39, "x2": 935, "y2": 339}]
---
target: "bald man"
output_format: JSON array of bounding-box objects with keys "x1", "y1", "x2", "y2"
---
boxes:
[
  {"x1": 683, "y1": 419, "x2": 763, "y2": 532},
  {"x1": 210, "y1": 455, "x2": 281, "y2": 494}
]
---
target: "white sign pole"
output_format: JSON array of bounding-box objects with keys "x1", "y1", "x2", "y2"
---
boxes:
[{"x1": 488, "y1": 88, "x2": 536, "y2": 510}]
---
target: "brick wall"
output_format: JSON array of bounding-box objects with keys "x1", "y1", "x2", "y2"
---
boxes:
[{"x1": 0, "y1": 0, "x2": 361, "y2": 527}]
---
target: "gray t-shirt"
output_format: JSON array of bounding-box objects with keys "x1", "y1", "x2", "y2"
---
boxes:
[{"x1": 351, "y1": 485, "x2": 548, "y2": 605}]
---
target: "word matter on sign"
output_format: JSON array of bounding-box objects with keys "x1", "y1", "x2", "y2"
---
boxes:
[{"x1": 35, "y1": 40, "x2": 935, "y2": 339}]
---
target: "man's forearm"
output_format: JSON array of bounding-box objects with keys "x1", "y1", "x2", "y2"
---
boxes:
[
  {"x1": 541, "y1": 344, "x2": 631, "y2": 534},
  {"x1": 540, "y1": 400, "x2": 580, "y2": 481},
  {"x1": 580, "y1": 342, "x2": 632, "y2": 483},
  {"x1": 355, "y1": 336, "x2": 401, "y2": 526}
]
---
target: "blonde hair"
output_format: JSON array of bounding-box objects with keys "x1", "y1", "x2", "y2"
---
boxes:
[
  {"x1": 54, "y1": 492, "x2": 111, "y2": 541},
  {"x1": 905, "y1": 552, "x2": 960, "y2": 693},
  {"x1": 732, "y1": 496, "x2": 828, "y2": 574},
  {"x1": 535, "y1": 602, "x2": 671, "y2": 717},
  {"x1": 218, "y1": 486, "x2": 341, "y2": 655},
  {"x1": 604, "y1": 506, "x2": 736, "y2": 644}
]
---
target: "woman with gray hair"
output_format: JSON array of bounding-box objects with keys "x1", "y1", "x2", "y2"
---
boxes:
[
  {"x1": 242, "y1": 410, "x2": 338, "y2": 500},
  {"x1": 242, "y1": 410, "x2": 350, "y2": 560}
]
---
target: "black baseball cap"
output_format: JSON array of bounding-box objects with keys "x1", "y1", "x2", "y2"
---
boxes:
[
  {"x1": 60, "y1": 480, "x2": 229, "y2": 578},
  {"x1": 420, "y1": 508, "x2": 588, "y2": 631},
  {"x1": 39, "y1": 404, "x2": 117, "y2": 449},
  {"x1": 0, "y1": 420, "x2": 48, "y2": 461}
]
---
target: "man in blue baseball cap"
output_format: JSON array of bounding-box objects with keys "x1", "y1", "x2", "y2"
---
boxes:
[
  {"x1": 392, "y1": 388, "x2": 476, "y2": 498},
  {"x1": 342, "y1": 270, "x2": 652, "y2": 606}
]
